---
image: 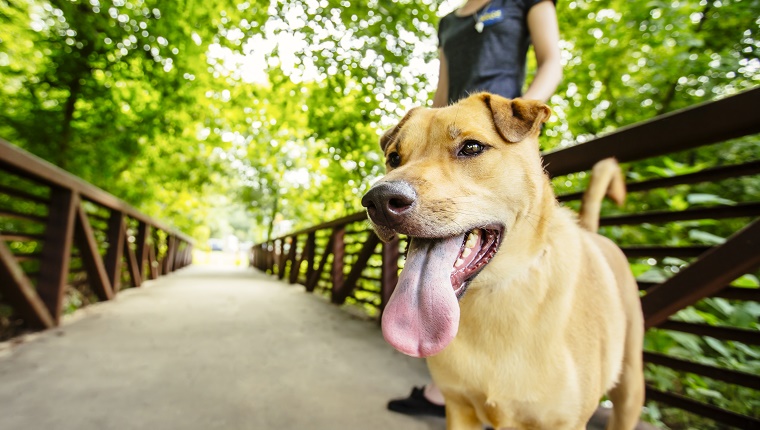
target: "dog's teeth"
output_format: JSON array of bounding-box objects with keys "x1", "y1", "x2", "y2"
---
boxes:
[
  {"x1": 455, "y1": 258, "x2": 464, "y2": 267},
  {"x1": 465, "y1": 232, "x2": 478, "y2": 248},
  {"x1": 462, "y1": 248, "x2": 472, "y2": 258}
]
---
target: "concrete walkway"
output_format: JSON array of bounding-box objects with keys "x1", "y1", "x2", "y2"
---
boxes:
[{"x1": 0, "y1": 266, "x2": 443, "y2": 430}]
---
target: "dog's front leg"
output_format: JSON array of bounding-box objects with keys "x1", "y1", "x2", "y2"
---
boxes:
[{"x1": 445, "y1": 401, "x2": 482, "y2": 430}]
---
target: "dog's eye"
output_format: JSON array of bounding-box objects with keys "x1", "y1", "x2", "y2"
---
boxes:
[
  {"x1": 388, "y1": 151, "x2": 401, "y2": 167},
  {"x1": 459, "y1": 140, "x2": 485, "y2": 157}
]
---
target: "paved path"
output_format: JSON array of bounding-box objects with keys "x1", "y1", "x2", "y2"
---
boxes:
[
  {"x1": 0, "y1": 266, "x2": 443, "y2": 430},
  {"x1": 0, "y1": 265, "x2": 654, "y2": 430}
]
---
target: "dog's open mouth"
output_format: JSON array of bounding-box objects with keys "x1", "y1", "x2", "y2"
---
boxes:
[
  {"x1": 381, "y1": 226, "x2": 503, "y2": 358},
  {"x1": 450, "y1": 228, "x2": 502, "y2": 299}
]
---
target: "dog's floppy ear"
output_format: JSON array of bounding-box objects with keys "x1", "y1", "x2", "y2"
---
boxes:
[
  {"x1": 483, "y1": 94, "x2": 551, "y2": 143},
  {"x1": 379, "y1": 107, "x2": 420, "y2": 152},
  {"x1": 379, "y1": 126, "x2": 398, "y2": 152}
]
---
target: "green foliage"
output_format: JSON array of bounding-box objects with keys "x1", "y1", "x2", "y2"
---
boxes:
[
  {"x1": 644, "y1": 293, "x2": 760, "y2": 428},
  {"x1": 543, "y1": 0, "x2": 760, "y2": 148}
]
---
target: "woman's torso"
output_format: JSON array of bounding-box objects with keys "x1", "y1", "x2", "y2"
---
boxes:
[{"x1": 438, "y1": 0, "x2": 538, "y2": 104}]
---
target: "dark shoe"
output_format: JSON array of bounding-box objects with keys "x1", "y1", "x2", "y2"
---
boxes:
[{"x1": 387, "y1": 386, "x2": 446, "y2": 418}]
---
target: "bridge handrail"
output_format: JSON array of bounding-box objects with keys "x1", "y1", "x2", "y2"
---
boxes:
[
  {"x1": 0, "y1": 138, "x2": 192, "y2": 243},
  {"x1": 0, "y1": 139, "x2": 193, "y2": 331},
  {"x1": 263, "y1": 87, "x2": 760, "y2": 245}
]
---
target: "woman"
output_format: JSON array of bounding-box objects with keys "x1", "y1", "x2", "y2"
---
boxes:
[
  {"x1": 388, "y1": 0, "x2": 561, "y2": 417},
  {"x1": 433, "y1": 0, "x2": 561, "y2": 107}
]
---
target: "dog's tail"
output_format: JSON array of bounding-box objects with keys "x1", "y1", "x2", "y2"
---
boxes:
[{"x1": 578, "y1": 158, "x2": 626, "y2": 232}]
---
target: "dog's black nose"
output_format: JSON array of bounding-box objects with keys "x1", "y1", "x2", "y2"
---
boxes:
[{"x1": 361, "y1": 181, "x2": 416, "y2": 226}]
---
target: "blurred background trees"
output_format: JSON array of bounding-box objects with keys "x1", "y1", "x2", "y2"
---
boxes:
[{"x1": 1, "y1": 0, "x2": 757, "y2": 241}]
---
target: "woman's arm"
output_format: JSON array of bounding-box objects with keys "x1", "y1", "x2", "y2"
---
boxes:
[
  {"x1": 522, "y1": 0, "x2": 562, "y2": 102},
  {"x1": 432, "y1": 48, "x2": 450, "y2": 108}
]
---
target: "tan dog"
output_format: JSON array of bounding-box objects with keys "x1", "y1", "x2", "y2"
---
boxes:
[{"x1": 361, "y1": 93, "x2": 644, "y2": 430}]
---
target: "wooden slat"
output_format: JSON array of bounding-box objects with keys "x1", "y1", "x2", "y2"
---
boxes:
[
  {"x1": 640, "y1": 283, "x2": 760, "y2": 302},
  {"x1": 0, "y1": 240, "x2": 55, "y2": 328},
  {"x1": 657, "y1": 321, "x2": 760, "y2": 346},
  {"x1": 645, "y1": 386, "x2": 760, "y2": 429},
  {"x1": 0, "y1": 232, "x2": 45, "y2": 241},
  {"x1": 600, "y1": 202, "x2": 760, "y2": 226},
  {"x1": 644, "y1": 351, "x2": 760, "y2": 390},
  {"x1": 642, "y1": 219, "x2": 760, "y2": 328},
  {"x1": 621, "y1": 246, "x2": 709, "y2": 259},
  {"x1": 626, "y1": 160, "x2": 760, "y2": 193},
  {"x1": 637, "y1": 281, "x2": 658, "y2": 291},
  {"x1": 713, "y1": 286, "x2": 760, "y2": 302},
  {"x1": 0, "y1": 183, "x2": 50, "y2": 204},
  {"x1": 14, "y1": 253, "x2": 42, "y2": 262},
  {"x1": 558, "y1": 160, "x2": 760, "y2": 202},
  {"x1": 0, "y1": 207, "x2": 47, "y2": 223},
  {"x1": 74, "y1": 202, "x2": 114, "y2": 301},
  {"x1": 35, "y1": 188, "x2": 77, "y2": 323},
  {"x1": 305, "y1": 231, "x2": 337, "y2": 293}
]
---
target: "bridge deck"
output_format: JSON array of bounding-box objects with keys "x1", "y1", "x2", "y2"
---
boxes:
[
  {"x1": 0, "y1": 265, "x2": 651, "y2": 430},
  {"x1": 0, "y1": 266, "x2": 439, "y2": 430}
]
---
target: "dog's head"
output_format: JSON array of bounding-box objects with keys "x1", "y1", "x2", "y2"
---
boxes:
[{"x1": 361, "y1": 93, "x2": 551, "y2": 357}]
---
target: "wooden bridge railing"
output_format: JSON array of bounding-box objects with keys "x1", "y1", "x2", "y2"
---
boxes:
[
  {"x1": 252, "y1": 87, "x2": 760, "y2": 429},
  {"x1": 0, "y1": 139, "x2": 193, "y2": 332}
]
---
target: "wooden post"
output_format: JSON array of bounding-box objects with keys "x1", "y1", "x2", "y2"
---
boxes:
[
  {"x1": 305, "y1": 230, "x2": 337, "y2": 293},
  {"x1": 302, "y1": 232, "x2": 316, "y2": 285},
  {"x1": 333, "y1": 233, "x2": 380, "y2": 305},
  {"x1": 164, "y1": 234, "x2": 177, "y2": 274},
  {"x1": 288, "y1": 235, "x2": 300, "y2": 284},
  {"x1": 330, "y1": 226, "x2": 345, "y2": 302},
  {"x1": 381, "y1": 236, "x2": 401, "y2": 313},
  {"x1": 35, "y1": 187, "x2": 77, "y2": 323},
  {"x1": 135, "y1": 222, "x2": 150, "y2": 281},
  {"x1": 104, "y1": 210, "x2": 126, "y2": 293},
  {"x1": 275, "y1": 239, "x2": 284, "y2": 279}
]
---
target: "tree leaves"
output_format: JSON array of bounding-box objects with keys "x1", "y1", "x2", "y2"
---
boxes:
[{"x1": 1, "y1": 0, "x2": 758, "y2": 243}]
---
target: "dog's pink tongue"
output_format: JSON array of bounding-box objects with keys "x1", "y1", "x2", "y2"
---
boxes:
[{"x1": 382, "y1": 236, "x2": 463, "y2": 358}]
